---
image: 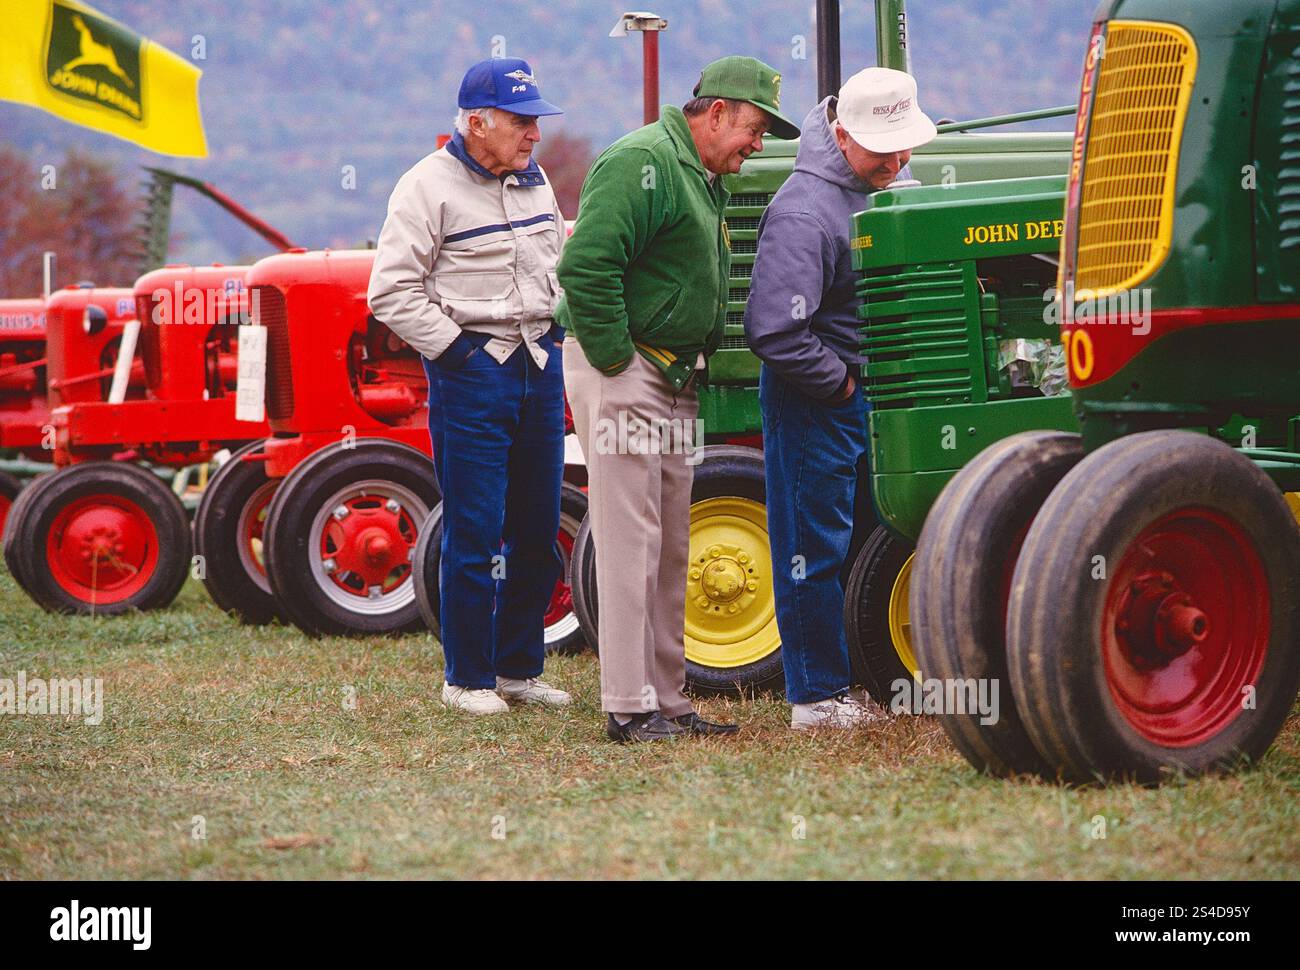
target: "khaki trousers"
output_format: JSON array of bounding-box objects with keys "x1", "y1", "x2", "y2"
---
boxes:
[{"x1": 563, "y1": 342, "x2": 697, "y2": 718}]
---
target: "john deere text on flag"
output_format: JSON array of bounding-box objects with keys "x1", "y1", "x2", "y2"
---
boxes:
[{"x1": 0, "y1": 0, "x2": 208, "y2": 157}]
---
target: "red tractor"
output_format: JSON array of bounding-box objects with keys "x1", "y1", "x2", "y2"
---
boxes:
[
  {"x1": 196, "y1": 248, "x2": 587, "y2": 648},
  {"x1": 3, "y1": 265, "x2": 269, "y2": 615},
  {"x1": 0, "y1": 297, "x2": 52, "y2": 530},
  {"x1": 193, "y1": 248, "x2": 435, "y2": 632},
  {"x1": 1, "y1": 286, "x2": 147, "y2": 540}
]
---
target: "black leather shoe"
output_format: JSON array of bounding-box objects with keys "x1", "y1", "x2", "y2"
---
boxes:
[
  {"x1": 606, "y1": 711, "x2": 689, "y2": 743},
  {"x1": 672, "y1": 712, "x2": 740, "y2": 736}
]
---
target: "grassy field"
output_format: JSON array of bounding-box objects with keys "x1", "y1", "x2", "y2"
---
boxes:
[{"x1": 1, "y1": 566, "x2": 1298, "y2": 881}]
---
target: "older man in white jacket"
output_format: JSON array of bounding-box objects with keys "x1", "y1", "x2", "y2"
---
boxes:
[{"x1": 368, "y1": 58, "x2": 570, "y2": 715}]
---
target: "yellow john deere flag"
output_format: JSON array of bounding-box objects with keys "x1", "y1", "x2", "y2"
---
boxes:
[{"x1": 0, "y1": 0, "x2": 207, "y2": 156}]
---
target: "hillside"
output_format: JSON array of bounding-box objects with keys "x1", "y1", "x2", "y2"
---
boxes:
[{"x1": 1, "y1": 0, "x2": 1096, "y2": 268}]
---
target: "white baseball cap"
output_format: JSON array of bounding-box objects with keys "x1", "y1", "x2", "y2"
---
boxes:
[{"x1": 836, "y1": 67, "x2": 937, "y2": 154}]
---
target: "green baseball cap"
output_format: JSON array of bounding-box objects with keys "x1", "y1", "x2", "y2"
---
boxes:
[{"x1": 693, "y1": 56, "x2": 800, "y2": 140}]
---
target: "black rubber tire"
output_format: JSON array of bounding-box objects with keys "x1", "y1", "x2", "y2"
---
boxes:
[
  {"x1": 569, "y1": 448, "x2": 785, "y2": 696},
  {"x1": 2, "y1": 468, "x2": 32, "y2": 590},
  {"x1": 411, "y1": 503, "x2": 445, "y2": 641},
  {"x1": 193, "y1": 440, "x2": 281, "y2": 625},
  {"x1": 263, "y1": 439, "x2": 440, "y2": 637},
  {"x1": 2, "y1": 470, "x2": 38, "y2": 592},
  {"x1": 1007, "y1": 430, "x2": 1300, "y2": 783},
  {"x1": 0, "y1": 470, "x2": 21, "y2": 541},
  {"x1": 412, "y1": 482, "x2": 590, "y2": 655},
  {"x1": 570, "y1": 511, "x2": 598, "y2": 654},
  {"x1": 911, "y1": 431, "x2": 1085, "y2": 777},
  {"x1": 844, "y1": 526, "x2": 918, "y2": 708},
  {"x1": 695, "y1": 444, "x2": 765, "y2": 462},
  {"x1": 8, "y1": 461, "x2": 191, "y2": 615}
]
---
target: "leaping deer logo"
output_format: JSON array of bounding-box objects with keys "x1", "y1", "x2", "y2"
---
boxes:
[{"x1": 61, "y1": 14, "x2": 134, "y2": 88}]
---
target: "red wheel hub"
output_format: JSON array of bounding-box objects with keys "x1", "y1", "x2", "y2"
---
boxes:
[
  {"x1": 240, "y1": 484, "x2": 276, "y2": 578},
  {"x1": 320, "y1": 495, "x2": 418, "y2": 598},
  {"x1": 1102, "y1": 507, "x2": 1268, "y2": 748},
  {"x1": 46, "y1": 494, "x2": 159, "y2": 604},
  {"x1": 0, "y1": 493, "x2": 11, "y2": 538},
  {"x1": 544, "y1": 528, "x2": 575, "y2": 627}
]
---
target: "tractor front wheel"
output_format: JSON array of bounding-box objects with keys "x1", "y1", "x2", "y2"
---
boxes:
[
  {"x1": 844, "y1": 526, "x2": 918, "y2": 709},
  {"x1": 7, "y1": 462, "x2": 191, "y2": 615},
  {"x1": 263, "y1": 440, "x2": 439, "y2": 637},
  {"x1": 1007, "y1": 430, "x2": 1300, "y2": 782},
  {"x1": 910, "y1": 431, "x2": 1085, "y2": 776},
  {"x1": 412, "y1": 482, "x2": 589, "y2": 655},
  {"x1": 193, "y1": 440, "x2": 281, "y2": 625}
]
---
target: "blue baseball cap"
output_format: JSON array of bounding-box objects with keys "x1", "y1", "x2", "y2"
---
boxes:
[{"x1": 458, "y1": 58, "x2": 563, "y2": 116}]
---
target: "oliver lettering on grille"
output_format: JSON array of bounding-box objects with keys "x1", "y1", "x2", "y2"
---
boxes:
[
  {"x1": 962, "y1": 220, "x2": 1064, "y2": 245},
  {"x1": 851, "y1": 235, "x2": 873, "y2": 250}
]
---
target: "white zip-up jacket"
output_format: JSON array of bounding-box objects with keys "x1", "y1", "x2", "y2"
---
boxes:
[{"x1": 368, "y1": 136, "x2": 565, "y2": 370}]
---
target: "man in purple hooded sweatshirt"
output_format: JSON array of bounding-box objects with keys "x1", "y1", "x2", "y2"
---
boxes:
[{"x1": 743, "y1": 68, "x2": 936, "y2": 731}]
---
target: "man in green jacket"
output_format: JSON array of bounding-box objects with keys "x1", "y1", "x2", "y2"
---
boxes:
[{"x1": 558, "y1": 56, "x2": 798, "y2": 742}]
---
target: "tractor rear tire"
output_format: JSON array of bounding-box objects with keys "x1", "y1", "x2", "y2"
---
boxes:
[
  {"x1": 910, "y1": 431, "x2": 1085, "y2": 777},
  {"x1": 844, "y1": 526, "x2": 918, "y2": 708},
  {"x1": 1007, "y1": 430, "x2": 1300, "y2": 783},
  {"x1": 193, "y1": 440, "x2": 281, "y2": 625},
  {"x1": 263, "y1": 440, "x2": 439, "y2": 637},
  {"x1": 0, "y1": 470, "x2": 21, "y2": 541},
  {"x1": 412, "y1": 482, "x2": 589, "y2": 655},
  {"x1": 8, "y1": 461, "x2": 191, "y2": 615}
]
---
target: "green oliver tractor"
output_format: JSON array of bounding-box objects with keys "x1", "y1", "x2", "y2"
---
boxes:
[{"x1": 910, "y1": 0, "x2": 1300, "y2": 781}]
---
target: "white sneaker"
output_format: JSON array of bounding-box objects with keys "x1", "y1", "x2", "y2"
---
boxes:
[
  {"x1": 442, "y1": 682, "x2": 509, "y2": 715},
  {"x1": 791, "y1": 693, "x2": 886, "y2": 731},
  {"x1": 496, "y1": 676, "x2": 572, "y2": 708}
]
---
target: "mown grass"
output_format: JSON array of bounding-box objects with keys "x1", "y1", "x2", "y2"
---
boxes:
[{"x1": 1, "y1": 566, "x2": 1297, "y2": 880}]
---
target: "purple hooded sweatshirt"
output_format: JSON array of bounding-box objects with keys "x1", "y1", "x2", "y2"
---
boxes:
[{"x1": 743, "y1": 96, "x2": 907, "y2": 401}]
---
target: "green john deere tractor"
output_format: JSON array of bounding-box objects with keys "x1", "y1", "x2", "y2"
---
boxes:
[
  {"x1": 571, "y1": 0, "x2": 1080, "y2": 694},
  {"x1": 910, "y1": 0, "x2": 1300, "y2": 781},
  {"x1": 842, "y1": 174, "x2": 1080, "y2": 703}
]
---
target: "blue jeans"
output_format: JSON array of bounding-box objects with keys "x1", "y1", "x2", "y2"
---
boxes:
[
  {"x1": 760, "y1": 364, "x2": 875, "y2": 704},
  {"x1": 422, "y1": 331, "x2": 565, "y2": 689}
]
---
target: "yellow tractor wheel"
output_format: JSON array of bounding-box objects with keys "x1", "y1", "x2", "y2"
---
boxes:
[
  {"x1": 567, "y1": 446, "x2": 785, "y2": 695},
  {"x1": 683, "y1": 449, "x2": 784, "y2": 694},
  {"x1": 844, "y1": 525, "x2": 920, "y2": 708}
]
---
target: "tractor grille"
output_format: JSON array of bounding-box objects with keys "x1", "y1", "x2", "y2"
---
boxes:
[
  {"x1": 135, "y1": 294, "x2": 162, "y2": 389},
  {"x1": 857, "y1": 264, "x2": 977, "y2": 409},
  {"x1": 1074, "y1": 21, "x2": 1197, "y2": 294},
  {"x1": 722, "y1": 190, "x2": 774, "y2": 352},
  {"x1": 252, "y1": 284, "x2": 294, "y2": 420}
]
